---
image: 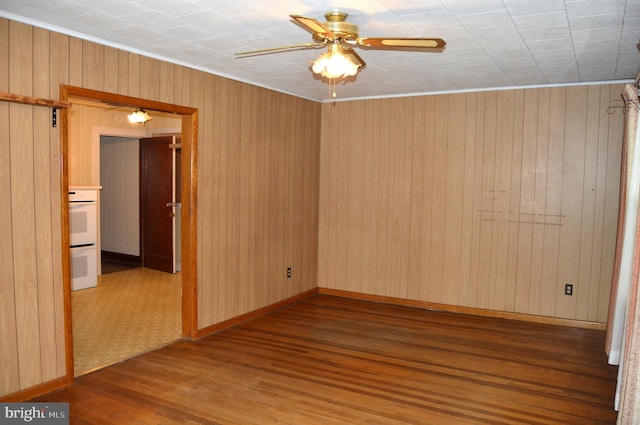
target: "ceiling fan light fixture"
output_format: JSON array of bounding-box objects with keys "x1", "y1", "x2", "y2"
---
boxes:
[
  {"x1": 312, "y1": 44, "x2": 361, "y2": 79},
  {"x1": 128, "y1": 109, "x2": 152, "y2": 124}
]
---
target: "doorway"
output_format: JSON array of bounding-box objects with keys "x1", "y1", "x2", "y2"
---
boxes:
[
  {"x1": 100, "y1": 134, "x2": 182, "y2": 274},
  {"x1": 72, "y1": 132, "x2": 183, "y2": 375},
  {"x1": 60, "y1": 86, "x2": 198, "y2": 383},
  {"x1": 99, "y1": 133, "x2": 145, "y2": 274}
]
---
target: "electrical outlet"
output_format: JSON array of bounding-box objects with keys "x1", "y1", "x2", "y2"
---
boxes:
[
  {"x1": 287, "y1": 267, "x2": 292, "y2": 278},
  {"x1": 564, "y1": 284, "x2": 573, "y2": 296}
]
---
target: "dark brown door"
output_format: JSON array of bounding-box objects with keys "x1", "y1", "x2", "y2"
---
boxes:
[{"x1": 140, "y1": 136, "x2": 174, "y2": 273}]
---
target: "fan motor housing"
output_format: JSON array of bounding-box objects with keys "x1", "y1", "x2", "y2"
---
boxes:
[{"x1": 320, "y1": 11, "x2": 359, "y2": 42}]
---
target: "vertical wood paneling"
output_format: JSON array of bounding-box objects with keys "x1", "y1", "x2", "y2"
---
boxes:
[
  {"x1": 334, "y1": 102, "x2": 350, "y2": 291},
  {"x1": 489, "y1": 90, "x2": 514, "y2": 311},
  {"x1": 173, "y1": 65, "x2": 183, "y2": 106},
  {"x1": 478, "y1": 91, "x2": 497, "y2": 309},
  {"x1": 442, "y1": 93, "x2": 466, "y2": 306},
  {"x1": 319, "y1": 84, "x2": 623, "y2": 323},
  {"x1": 180, "y1": 67, "x2": 191, "y2": 107},
  {"x1": 225, "y1": 79, "x2": 240, "y2": 317},
  {"x1": 68, "y1": 37, "x2": 82, "y2": 87},
  {"x1": 540, "y1": 88, "x2": 565, "y2": 317},
  {"x1": 287, "y1": 96, "x2": 298, "y2": 298},
  {"x1": 418, "y1": 95, "x2": 436, "y2": 301},
  {"x1": 407, "y1": 98, "x2": 426, "y2": 301},
  {"x1": 429, "y1": 95, "x2": 448, "y2": 302},
  {"x1": 9, "y1": 22, "x2": 41, "y2": 389},
  {"x1": 360, "y1": 101, "x2": 377, "y2": 295},
  {"x1": 397, "y1": 98, "x2": 413, "y2": 298},
  {"x1": 0, "y1": 18, "x2": 321, "y2": 398},
  {"x1": 386, "y1": 98, "x2": 402, "y2": 296},
  {"x1": 557, "y1": 86, "x2": 588, "y2": 318},
  {"x1": 32, "y1": 27, "x2": 57, "y2": 383},
  {"x1": 528, "y1": 88, "x2": 550, "y2": 314},
  {"x1": 195, "y1": 69, "x2": 210, "y2": 327},
  {"x1": 578, "y1": 85, "x2": 602, "y2": 320},
  {"x1": 103, "y1": 46, "x2": 119, "y2": 94},
  {"x1": 459, "y1": 92, "x2": 479, "y2": 306},
  {"x1": 128, "y1": 53, "x2": 141, "y2": 98},
  {"x1": 253, "y1": 88, "x2": 267, "y2": 307},
  {"x1": 237, "y1": 83, "x2": 250, "y2": 313},
  {"x1": 305, "y1": 97, "x2": 320, "y2": 288},
  {"x1": 117, "y1": 50, "x2": 129, "y2": 95},
  {"x1": 191, "y1": 74, "x2": 319, "y2": 329},
  {"x1": 505, "y1": 90, "x2": 525, "y2": 312},
  {"x1": 243, "y1": 84, "x2": 257, "y2": 312},
  {"x1": 215, "y1": 76, "x2": 229, "y2": 321},
  {"x1": 159, "y1": 61, "x2": 174, "y2": 104},
  {"x1": 299, "y1": 94, "x2": 318, "y2": 295},
  {"x1": 0, "y1": 18, "x2": 20, "y2": 396},
  {"x1": 346, "y1": 102, "x2": 365, "y2": 294},
  {"x1": 275, "y1": 95, "x2": 286, "y2": 301},
  {"x1": 82, "y1": 41, "x2": 104, "y2": 91},
  {"x1": 141, "y1": 56, "x2": 160, "y2": 101},
  {"x1": 468, "y1": 94, "x2": 486, "y2": 307},
  {"x1": 318, "y1": 104, "x2": 333, "y2": 289},
  {"x1": 515, "y1": 89, "x2": 538, "y2": 312},
  {"x1": 49, "y1": 31, "x2": 69, "y2": 378},
  {"x1": 587, "y1": 85, "x2": 609, "y2": 322}
]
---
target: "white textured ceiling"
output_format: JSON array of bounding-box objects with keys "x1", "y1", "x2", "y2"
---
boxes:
[{"x1": 1, "y1": 0, "x2": 639, "y2": 102}]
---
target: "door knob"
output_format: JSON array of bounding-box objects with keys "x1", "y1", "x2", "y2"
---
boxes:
[{"x1": 166, "y1": 202, "x2": 177, "y2": 208}]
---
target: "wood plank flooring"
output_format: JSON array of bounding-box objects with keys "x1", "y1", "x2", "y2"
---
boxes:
[{"x1": 35, "y1": 295, "x2": 618, "y2": 424}]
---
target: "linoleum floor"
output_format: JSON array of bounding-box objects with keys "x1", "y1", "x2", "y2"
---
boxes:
[{"x1": 72, "y1": 267, "x2": 182, "y2": 376}]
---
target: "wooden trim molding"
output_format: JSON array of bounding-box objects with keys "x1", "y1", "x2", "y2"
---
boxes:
[
  {"x1": 181, "y1": 111, "x2": 198, "y2": 340},
  {"x1": 196, "y1": 289, "x2": 319, "y2": 339},
  {"x1": 0, "y1": 91, "x2": 72, "y2": 109},
  {"x1": 59, "y1": 87, "x2": 193, "y2": 114},
  {"x1": 59, "y1": 85, "x2": 199, "y2": 383},
  {"x1": 318, "y1": 288, "x2": 607, "y2": 331},
  {"x1": 0, "y1": 377, "x2": 67, "y2": 402}
]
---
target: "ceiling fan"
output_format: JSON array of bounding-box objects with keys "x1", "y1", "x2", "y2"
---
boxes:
[{"x1": 236, "y1": 10, "x2": 446, "y2": 83}]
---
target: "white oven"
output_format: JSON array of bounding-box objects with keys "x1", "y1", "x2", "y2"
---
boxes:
[
  {"x1": 70, "y1": 245, "x2": 98, "y2": 290},
  {"x1": 69, "y1": 189, "x2": 98, "y2": 246},
  {"x1": 69, "y1": 188, "x2": 99, "y2": 290}
]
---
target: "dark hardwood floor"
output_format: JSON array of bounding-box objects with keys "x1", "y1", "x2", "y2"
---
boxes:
[{"x1": 36, "y1": 295, "x2": 618, "y2": 424}]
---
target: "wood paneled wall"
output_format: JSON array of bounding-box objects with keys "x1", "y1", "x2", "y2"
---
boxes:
[
  {"x1": 196, "y1": 76, "x2": 321, "y2": 326},
  {"x1": 0, "y1": 18, "x2": 320, "y2": 398},
  {"x1": 319, "y1": 86, "x2": 623, "y2": 323},
  {"x1": 0, "y1": 19, "x2": 67, "y2": 397}
]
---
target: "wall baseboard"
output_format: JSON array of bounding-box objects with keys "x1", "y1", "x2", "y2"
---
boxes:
[
  {"x1": 318, "y1": 288, "x2": 607, "y2": 331},
  {"x1": 196, "y1": 288, "x2": 319, "y2": 339},
  {"x1": 101, "y1": 250, "x2": 141, "y2": 267},
  {"x1": 0, "y1": 377, "x2": 67, "y2": 402},
  {"x1": 197, "y1": 286, "x2": 607, "y2": 340}
]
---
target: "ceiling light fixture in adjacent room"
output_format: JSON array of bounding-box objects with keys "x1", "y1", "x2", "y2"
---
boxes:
[{"x1": 128, "y1": 109, "x2": 152, "y2": 124}]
